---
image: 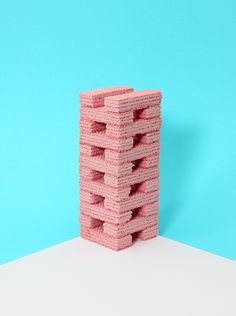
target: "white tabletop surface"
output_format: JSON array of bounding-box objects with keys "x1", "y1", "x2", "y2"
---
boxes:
[{"x1": 1, "y1": 237, "x2": 236, "y2": 316}]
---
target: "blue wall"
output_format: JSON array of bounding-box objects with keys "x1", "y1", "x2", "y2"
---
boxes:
[{"x1": 1, "y1": 0, "x2": 235, "y2": 264}]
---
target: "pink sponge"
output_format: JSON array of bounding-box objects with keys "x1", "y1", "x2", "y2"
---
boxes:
[{"x1": 79, "y1": 86, "x2": 162, "y2": 250}]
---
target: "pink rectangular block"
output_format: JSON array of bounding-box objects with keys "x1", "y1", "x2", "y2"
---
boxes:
[
  {"x1": 80, "y1": 131, "x2": 133, "y2": 152},
  {"x1": 80, "y1": 144, "x2": 105, "y2": 156},
  {"x1": 80, "y1": 201, "x2": 132, "y2": 224},
  {"x1": 80, "y1": 190, "x2": 104, "y2": 204},
  {"x1": 104, "y1": 166, "x2": 159, "y2": 187},
  {"x1": 138, "y1": 203, "x2": 158, "y2": 216},
  {"x1": 136, "y1": 106, "x2": 161, "y2": 119},
  {"x1": 140, "y1": 131, "x2": 160, "y2": 144},
  {"x1": 81, "y1": 106, "x2": 134, "y2": 125},
  {"x1": 137, "y1": 224, "x2": 158, "y2": 240},
  {"x1": 80, "y1": 150, "x2": 159, "y2": 172},
  {"x1": 80, "y1": 178, "x2": 131, "y2": 201},
  {"x1": 79, "y1": 167, "x2": 104, "y2": 181},
  {"x1": 80, "y1": 177, "x2": 159, "y2": 203},
  {"x1": 80, "y1": 152, "x2": 159, "y2": 179},
  {"x1": 139, "y1": 155, "x2": 160, "y2": 168},
  {"x1": 80, "y1": 226, "x2": 132, "y2": 251},
  {"x1": 103, "y1": 213, "x2": 158, "y2": 238},
  {"x1": 104, "y1": 90, "x2": 162, "y2": 113},
  {"x1": 104, "y1": 190, "x2": 159, "y2": 213},
  {"x1": 104, "y1": 142, "x2": 160, "y2": 164},
  {"x1": 80, "y1": 119, "x2": 106, "y2": 133},
  {"x1": 80, "y1": 86, "x2": 133, "y2": 108},
  {"x1": 80, "y1": 154, "x2": 133, "y2": 177},
  {"x1": 79, "y1": 213, "x2": 102, "y2": 228},
  {"x1": 138, "y1": 179, "x2": 159, "y2": 193},
  {"x1": 106, "y1": 117, "x2": 161, "y2": 138},
  {"x1": 80, "y1": 200, "x2": 157, "y2": 224}
]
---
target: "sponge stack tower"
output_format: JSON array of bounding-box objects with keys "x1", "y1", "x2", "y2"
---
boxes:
[{"x1": 79, "y1": 86, "x2": 162, "y2": 250}]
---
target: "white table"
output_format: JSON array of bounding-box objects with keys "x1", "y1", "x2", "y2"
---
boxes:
[{"x1": 1, "y1": 237, "x2": 236, "y2": 316}]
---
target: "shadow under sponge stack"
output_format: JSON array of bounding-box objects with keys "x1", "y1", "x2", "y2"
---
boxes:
[{"x1": 79, "y1": 86, "x2": 162, "y2": 250}]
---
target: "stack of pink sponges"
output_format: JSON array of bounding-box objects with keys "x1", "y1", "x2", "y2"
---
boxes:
[{"x1": 79, "y1": 86, "x2": 162, "y2": 250}]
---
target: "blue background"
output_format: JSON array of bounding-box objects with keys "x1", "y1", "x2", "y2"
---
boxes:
[{"x1": 1, "y1": 0, "x2": 235, "y2": 264}]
